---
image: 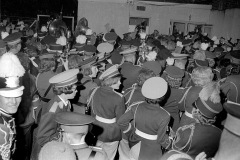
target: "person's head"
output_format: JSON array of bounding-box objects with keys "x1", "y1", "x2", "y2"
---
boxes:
[
  {"x1": 141, "y1": 77, "x2": 168, "y2": 104},
  {"x1": 50, "y1": 69, "x2": 79, "y2": 100},
  {"x1": 137, "y1": 68, "x2": 156, "y2": 87},
  {"x1": 120, "y1": 47, "x2": 138, "y2": 64},
  {"x1": 4, "y1": 32, "x2": 22, "y2": 54},
  {"x1": 99, "y1": 65, "x2": 121, "y2": 89},
  {"x1": 191, "y1": 67, "x2": 213, "y2": 87},
  {"x1": 55, "y1": 112, "x2": 95, "y2": 145},
  {"x1": 0, "y1": 52, "x2": 25, "y2": 114},
  {"x1": 164, "y1": 66, "x2": 184, "y2": 89},
  {"x1": 68, "y1": 55, "x2": 82, "y2": 69},
  {"x1": 166, "y1": 40, "x2": 176, "y2": 51},
  {"x1": 38, "y1": 57, "x2": 56, "y2": 73},
  {"x1": 80, "y1": 66, "x2": 99, "y2": 78}
]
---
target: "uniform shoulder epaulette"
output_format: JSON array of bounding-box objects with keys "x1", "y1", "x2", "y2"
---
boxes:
[
  {"x1": 49, "y1": 102, "x2": 59, "y2": 113},
  {"x1": 89, "y1": 146, "x2": 103, "y2": 151},
  {"x1": 113, "y1": 90, "x2": 123, "y2": 97}
]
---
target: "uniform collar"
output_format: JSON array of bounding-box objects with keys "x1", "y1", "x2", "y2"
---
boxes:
[
  {"x1": 70, "y1": 143, "x2": 88, "y2": 150},
  {"x1": 58, "y1": 95, "x2": 69, "y2": 106},
  {"x1": 0, "y1": 108, "x2": 13, "y2": 118}
]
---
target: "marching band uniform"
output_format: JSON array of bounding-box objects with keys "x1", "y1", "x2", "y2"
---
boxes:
[
  {"x1": 120, "y1": 47, "x2": 142, "y2": 92},
  {"x1": 118, "y1": 77, "x2": 171, "y2": 160},
  {"x1": 87, "y1": 65, "x2": 125, "y2": 160},
  {"x1": 172, "y1": 123, "x2": 222, "y2": 158},
  {"x1": 55, "y1": 112, "x2": 108, "y2": 160},
  {"x1": 31, "y1": 69, "x2": 79, "y2": 160},
  {"x1": 0, "y1": 111, "x2": 16, "y2": 160},
  {"x1": 161, "y1": 66, "x2": 187, "y2": 131},
  {"x1": 0, "y1": 53, "x2": 25, "y2": 160}
]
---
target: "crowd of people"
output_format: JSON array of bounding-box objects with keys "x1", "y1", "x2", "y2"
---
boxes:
[{"x1": 0, "y1": 15, "x2": 239, "y2": 160}]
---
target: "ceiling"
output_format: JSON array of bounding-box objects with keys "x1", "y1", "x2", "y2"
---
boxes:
[{"x1": 139, "y1": 0, "x2": 213, "y2": 5}]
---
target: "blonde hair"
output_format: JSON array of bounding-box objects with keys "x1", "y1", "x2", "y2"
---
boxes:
[
  {"x1": 68, "y1": 55, "x2": 82, "y2": 69},
  {"x1": 101, "y1": 76, "x2": 120, "y2": 87},
  {"x1": 191, "y1": 67, "x2": 213, "y2": 86}
]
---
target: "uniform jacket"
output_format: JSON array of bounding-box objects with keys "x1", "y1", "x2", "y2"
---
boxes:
[
  {"x1": 163, "y1": 87, "x2": 189, "y2": 131},
  {"x1": 120, "y1": 62, "x2": 142, "y2": 92},
  {"x1": 31, "y1": 95, "x2": 71, "y2": 160},
  {"x1": 172, "y1": 123, "x2": 222, "y2": 158},
  {"x1": 72, "y1": 143, "x2": 108, "y2": 160},
  {"x1": 78, "y1": 76, "x2": 98, "y2": 104},
  {"x1": 220, "y1": 75, "x2": 240, "y2": 103},
  {"x1": 89, "y1": 86, "x2": 126, "y2": 142},
  {"x1": 0, "y1": 111, "x2": 16, "y2": 160},
  {"x1": 124, "y1": 85, "x2": 145, "y2": 107},
  {"x1": 179, "y1": 86, "x2": 202, "y2": 127},
  {"x1": 117, "y1": 102, "x2": 171, "y2": 160}
]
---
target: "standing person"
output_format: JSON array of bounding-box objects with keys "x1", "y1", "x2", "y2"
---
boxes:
[
  {"x1": 120, "y1": 68, "x2": 156, "y2": 160},
  {"x1": 0, "y1": 52, "x2": 25, "y2": 160},
  {"x1": 31, "y1": 69, "x2": 79, "y2": 160},
  {"x1": 3, "y1": 32, "x2": 22, "y2": 54},
  {"x1": 172, "y1": 97, "x2": 222, "y2": 159},
  {"x1": 118, "y1": 77, "x2": 172, "y2": 160},
  {"x1": 87, "y1": 65, "x2": 125, "y2": 160},
  {"x1": 55, "y1": 112, "x2": 108, "y2": 160},
  {"x1": 120, "y1": 47, "x2": 142, "y2": 92}
]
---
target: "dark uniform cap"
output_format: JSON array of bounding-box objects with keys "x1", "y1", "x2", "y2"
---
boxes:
[
  {"x1": 83, "y1": 45, "x2": 97, "y2": 56},
  {"x1": 205, "y1": 51, "x2": 216, "y2": 59},
  {"x1": 104, "y1": 32, "x2": 118, "y2": 42},
  {"x1": 79, "y1": 56, "x2": 98, "y2": 69},
  {"x1": 130, "y1": 39, "x2": 141, "y2": 47},
  {"x1": 3, "y1": 32, "x2": 22, "y2": 45},
  {"x1": 172, "y1": 123, "x2": 222, "y2": 158},
  {"x1": 49, "y1": 43, "x2": 63, "y2": 51},
  {"x1": 119, "y1": 40, "x2": 131, "y2": 46},
  {"x1": 195, "y1": 97, "x2": 223, "y2": 118},
  {"x1": 165, "y1": 66, "x2": 184, "y2": 78},
  {"x1": 214, "y1": 46, "x2": 224, "y2": 52},
  {"x1": 74, "y1": 43, "x2": 85, "y2": 52},
  {"x1": 194, "y1": 59, "x2": 209, "y2": 67},
  {"x1": 41, "y1": 35, "x2": 56, "y2": 45},
  {"x1": 142, "y1": 61, "x2": 162, "y2": 75},
  {"x1": 230, "y1": 50, "x2": 240, "y2": 65},
  {"x1": 55, "y1": 112, "x2": 95, "y2": 133},
  {"x1": 182, "y1": 39, "x2": 192, "y2": 46}
]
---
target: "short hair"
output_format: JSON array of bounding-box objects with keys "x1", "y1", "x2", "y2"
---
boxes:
[
  {"x1": 80, "y1": 67, "x2": 92, "y2": 76},
  {"x1": 38, "y1": 58, "x2": 56, "y2": 73},
  {"x1": 145, "y1": 95, "x2": 165, "y2": 104},
  {"x1": 137, "y1": 68, "x2": 156, "y2": 86},
  {"x1": 7, "y1": 43, "x2": 19, "y2": 50},
  {"x1": 174, "y1": 59, "x2": 188, "y2": 70},
  {"x1": 68, "y1": 55, "x2": 82, "y2": 69},
  {"x1": 101, "y1": 76, "x2": 121, "y2": 87},
  {"x1": 167, "y1": 40, "x2": 176, "y2": 51},
  {"x1": 191, "y1": 66, "x2": 213, "y2": 87},
  {"x1": 52, "y1": 84, "x2": 75, "y2": 95}
]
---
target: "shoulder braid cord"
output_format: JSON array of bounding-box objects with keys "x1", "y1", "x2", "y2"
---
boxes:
[
  {"x1": 125, "y1": 83, "x2": 137, "y2": 107},
  {"x1": 172, "y1": 124, "x2": 195, "y2": 153},
  {"x1": 133, "y1": 102, "x2": 144, "y2": 129},
  {"x1": 86, "y1": 87, "x2": 100, "y2": 115},
  {"x1": 178, "y1": 86, "x2": 192, "y2": 113}
]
